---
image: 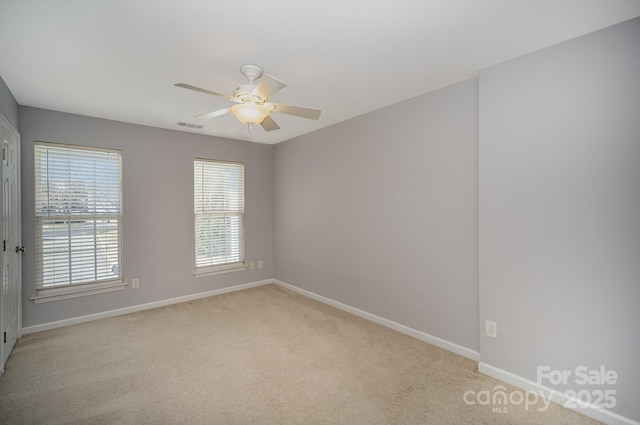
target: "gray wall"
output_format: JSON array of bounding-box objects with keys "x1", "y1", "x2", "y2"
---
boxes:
[
  {"x1": 0, "y1": 74, "x2": 18, "y2": 128},
  {"x1": 274, "y1": 78, "x2": 480, "y2": 352},
  {"x1": 479, "y1": 17, "x2": 640, "y2": 421},
  {"x1": 19, "y1": 107, "x2": 274, "y2": 327}
]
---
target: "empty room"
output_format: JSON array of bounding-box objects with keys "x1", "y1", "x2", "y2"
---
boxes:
[{"x1": 1, "y1": 1, "x2": 639, "y2": 424}]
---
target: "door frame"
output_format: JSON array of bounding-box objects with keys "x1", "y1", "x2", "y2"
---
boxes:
[{"x1": 0, "y1": 113, "x2": 22, "y2": 374}]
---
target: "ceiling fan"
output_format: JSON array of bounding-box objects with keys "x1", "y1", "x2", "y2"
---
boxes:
[{"x1": 175, "y1": 64, "x2": 321, "y2": 132}]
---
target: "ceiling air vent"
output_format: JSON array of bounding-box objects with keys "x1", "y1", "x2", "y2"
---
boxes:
[{"x1": 176, "y1": 121, "x2": 204, "y2": 129}]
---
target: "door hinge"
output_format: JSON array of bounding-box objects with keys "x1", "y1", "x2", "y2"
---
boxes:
[
  {"x1": 2, "y1": 147, "x2": 5, "y2": 161},
  {"x1": 3, "y1": 332, "x2": 6, "y2": 344},
  {"x1": 2, "y1": 240, "x2": 5, "y2": 251}
]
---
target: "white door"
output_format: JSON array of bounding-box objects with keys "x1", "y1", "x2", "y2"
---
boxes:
[{"x1": 1, "y1": 114, "x2": 21, "y2": 374}]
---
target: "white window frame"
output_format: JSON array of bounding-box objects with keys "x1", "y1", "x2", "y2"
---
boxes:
[
  {"x1": 194, "y1": 159, "x2": 246, "y2": 277},
  {"x1": 31, "y1": 142, "x2": 125, "y2": 303}
]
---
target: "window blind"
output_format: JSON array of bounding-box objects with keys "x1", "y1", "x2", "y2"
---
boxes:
[
  {"x1": 35, "y1": 142, "x2": 122, "y2": 290},
  {"x1": 194, "y1": 159, "x2": 245, "y2": 271}
]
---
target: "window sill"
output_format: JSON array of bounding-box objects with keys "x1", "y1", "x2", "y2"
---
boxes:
[
  {"x1": 194, "y1": 263, "x2": 247, "y2": 278},
  {"x1": 31, "y1": 280, "x2": 127, "y2": 304}
]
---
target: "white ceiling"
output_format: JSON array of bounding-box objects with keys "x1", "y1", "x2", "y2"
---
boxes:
[{"x1": 1, "y1": 1, "x2": 639, "y2": 144}]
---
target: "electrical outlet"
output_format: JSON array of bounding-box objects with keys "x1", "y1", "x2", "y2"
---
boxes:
[
  {"x1": 249, "y1": 262, "x2": 255, "y2": 270},
  {"x1": 132, "y1": 278, "x2": 140, "y2": 289},
  {"x1": 258, "y1": 261, "x2": 263, "y2": 269},
  {"x1": 485, "y1": 320, "x2": 497, "y2": 338}
]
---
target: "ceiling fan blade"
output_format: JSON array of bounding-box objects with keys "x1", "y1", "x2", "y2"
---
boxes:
[
  {"x1": 252, "y1": 75, "x2": 286, "y2": 101},
  {"x1": 270, "y1": 102, "x2": 321, "y2": 120},
  {"x1": 260, "y1": 115, "x2": 280, "y2": 131},
  {"x1": 174, "y1": 83, "x2": 238, "y2": 102},
  {"x1": 195, "y1": 107, "x2": 231, "y2": 119}
]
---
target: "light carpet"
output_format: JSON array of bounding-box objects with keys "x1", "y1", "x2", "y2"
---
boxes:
[{"x1": 0, "y1": 284, "x2": 599, "y2": 424}]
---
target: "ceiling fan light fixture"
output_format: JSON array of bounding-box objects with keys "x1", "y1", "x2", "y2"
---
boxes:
[
  {"x1": 230, "y1": 103, "x2": 269, "y2": 125},
  {"x1": 176, "y1": 63, "x2": 321, "y2": 132}
]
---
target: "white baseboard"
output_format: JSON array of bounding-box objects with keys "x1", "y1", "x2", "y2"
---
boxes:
[
  {"x1": 22, "y1": 279, "x2": 273, "y2": 335},
  {"x1": 478, "y1": 362, "x2": 639, "y2": 425},
  {"x1": 24, "y1": 277, "x2": 481, "y2": 362},
  {"x1": 273, "y1": 279, "x2": 480, "y2": 362}
]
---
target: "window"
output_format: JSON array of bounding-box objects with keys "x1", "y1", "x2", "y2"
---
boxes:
[
  {"x1": 33, "y1": 142, "x2": 124, "y2": 303},
  {"x1": 194, "y1": 159, "x2": 245, "y2": 276}
]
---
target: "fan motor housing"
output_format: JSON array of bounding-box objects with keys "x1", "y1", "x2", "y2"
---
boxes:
[{"x1": 234, "y1": 83, "x2": 263, "y2": 103}]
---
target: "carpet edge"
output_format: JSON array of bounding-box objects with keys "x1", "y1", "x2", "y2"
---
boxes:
[
  {"x1": 272, "y1": 279, "x2": 481, "y2": 362},
  {"x1": 22, "y1": 279, "x2": 274, "y2": 334},
  {"x1": 478, "y1": 362, "x2": 639, "y2": 425}
]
